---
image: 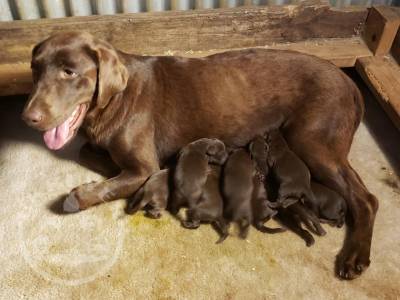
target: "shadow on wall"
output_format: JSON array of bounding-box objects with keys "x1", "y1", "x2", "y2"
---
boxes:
[
  {"x1": 345, "y1": 68, "x2": 400, "y2": 179},
  {"x1": 0, "y1": 69, "x2": 399, "y2": 179}
]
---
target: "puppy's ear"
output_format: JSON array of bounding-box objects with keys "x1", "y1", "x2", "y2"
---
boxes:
[{"x1": 88, "y1": 40, "x2": 128, "y2": 109}]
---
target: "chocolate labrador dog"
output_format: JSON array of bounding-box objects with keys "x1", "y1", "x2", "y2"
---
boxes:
[
  {"x1": 265, "y1": 129, "x2": 315, "y2": 209},
  {"x1": 276, "y1": 203, "x2": 324, "y2": 247},
  {"x1": 171, "y1": 138, "x2": 227, "y2": 215},
  {"x1": 249, "y1": 135, "x2": 269, "y2": 183},
  {"x1": 180, "y1": 165, "x2": 229, "y2": 244},
  {"x1": 22, "y1": 31, "x2": 378, "y2": 279},
  {"x1": 311, "y1": 181, "x2": 347, "y2": 228},
  {"x1": 223, "y1": 149, "x2": 254, "y2": 239},
  {"x1": 223, "y1": 149, "x2": 282, "y2": 239},
  {"x1": 125, "y1": 169, "x2": 170, "y2": 218}
]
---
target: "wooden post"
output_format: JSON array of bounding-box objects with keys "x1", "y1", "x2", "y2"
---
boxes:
[
  {"x1": 362, "y1": 6, "x2": 400, "y2": 56},
  {"x1": 356, "y1": 56, "x2": 400, "y2": 131}
]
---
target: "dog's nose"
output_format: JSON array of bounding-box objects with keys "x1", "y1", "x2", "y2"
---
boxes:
[{"x1": 22, "y1": 109, "x2": 43, "y2": 125}]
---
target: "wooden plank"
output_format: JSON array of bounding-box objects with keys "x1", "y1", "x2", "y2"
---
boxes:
[
  {"x1": 392, "y1": 29, "x2": 400, "y2": 64},
  {"x1": 0, "y1": 0, "x2": 367, "y2": 66},
  {"x1": 362, "y1": 6, "x2": 400, "y2": 56},
  {"x1": 0, "y1": 36, "x2": 372, "y2": 96},
  {"x1": 356, "y1": 56, "x2": 400, "y2": 131},
  {"x1": 172, "y1": 36, "x2": 372, "y2": 65}
]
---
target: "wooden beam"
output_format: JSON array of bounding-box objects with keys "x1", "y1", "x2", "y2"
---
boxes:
[
  {"x1": 391, "y1": 28, "x2": 400, "y2": 64},
  {"x1": 356, "y1": 56, "x2": 400, "y2": 131},
  {"x1": 0, "y1": 1, "x2": 367, "y2": 66},
  {"x1": 0, "y1": 37, "x2": 372, "y2": 96},
  {"x1": 362, "y1": 6, "x2": 400, "y2": 56}
]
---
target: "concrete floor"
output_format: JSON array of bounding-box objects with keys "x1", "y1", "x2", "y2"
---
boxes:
[{"x1": 0, "y1": 71, "x2": 399, "y2": 299}]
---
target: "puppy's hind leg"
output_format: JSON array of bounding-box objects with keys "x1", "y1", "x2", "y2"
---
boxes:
[
  {"x1": 238, "y1": 218, "x2": 251, "y2": 239},
  {"x1": 255, "y1": 222, "x2": 286, "y2": 234},
  {"x1": 213, "y1": 218, "x2": 229, "y2": 244},
  {"x1": 269, "y1": 197, "x2": 298, "y2": 208},
  {"x1": 298, "y1": 206, "x2": 326, "y2": 236},
  {"x1": 254, "y1": 210, "x2": 286, "y2": 234}
]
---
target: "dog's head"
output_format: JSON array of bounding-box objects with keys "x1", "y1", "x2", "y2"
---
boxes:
[{"x1": 22, "y1": 32, "x2": 128, "y2": 150}]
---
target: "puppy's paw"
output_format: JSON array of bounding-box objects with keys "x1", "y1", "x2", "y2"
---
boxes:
[
  {"x1": 281, "y1": 197, "x2": 298, "y2": 208},
  {"x1": 182, "y1": 220, "x2": 200, "y2": 229},
  {"x1": 63, "y1": 191, "x2": 80, "y2": 213},
  {"x1": 145, "y1": 210, "x2": 162, "y2": 219},
  {"x1": 306, "y1": 237, "x2": 315, "y2": 247},
  {"x1": 215, "y1": 233, "x2": 228, "y2": 244}
]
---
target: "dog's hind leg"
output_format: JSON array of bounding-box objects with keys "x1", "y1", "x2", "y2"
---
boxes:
[{"x1": 286, "y1": 131, "x2": 378, "y2": 279}]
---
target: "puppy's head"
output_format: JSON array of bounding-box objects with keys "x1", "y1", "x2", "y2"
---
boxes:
[
  {"x1": 186, "y1": 138, "x2": 228, "y2": 165},
  {"x1": 205, "y1": 139, "x2": 228, "y2": 165}
]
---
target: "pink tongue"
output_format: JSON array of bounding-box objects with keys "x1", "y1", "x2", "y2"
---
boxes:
[{"x1": 43, "y1": 118, "x2": 70, "y2": 150}]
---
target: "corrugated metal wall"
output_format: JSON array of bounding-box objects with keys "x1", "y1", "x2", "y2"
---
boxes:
[{"x1": 0, "y1": 0, "x2": 398, "y2": 21}]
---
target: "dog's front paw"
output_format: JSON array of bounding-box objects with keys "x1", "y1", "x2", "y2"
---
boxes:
[
  {"x1": 63, "y1": 182, "x2": 101, "y2": 213},
  {"x1": 63, "y1": 190, "x2": 81, "y2": 213},
  {"x1": 336, "y1": 242, "x2": 371, "y2": 280}
]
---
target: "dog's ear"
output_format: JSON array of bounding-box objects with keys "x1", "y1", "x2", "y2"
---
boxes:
[{"x1": 89, "y1": 40, "x2": 128, "y2": 109}]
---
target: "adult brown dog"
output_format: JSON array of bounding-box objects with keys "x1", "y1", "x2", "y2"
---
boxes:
[{"x1": 21, "y1": 31, "x2": 378, "y2": 280}]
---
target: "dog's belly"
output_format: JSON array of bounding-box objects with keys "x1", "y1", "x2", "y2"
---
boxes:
[{"x1": 154, "y1": 49, "x2": 358, "y2": 160}]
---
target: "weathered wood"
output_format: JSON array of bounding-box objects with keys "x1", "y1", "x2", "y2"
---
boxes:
[
  {"x1": 0, "y1": 0, "x2": 367, "y2": 66},
  {"x1": 172, "y1": 36, "x2": 372, "y2": 65},
  {"x1": 392, "y1": 29, "x2": 400, "y2": 64},
  {"x1": 362, "y1": 6, "x2": 400, "y2": 56},
  {"x1": 0, "y1": 37, "x2": 372, "y2": 96},
  {"x1": 356, "y1": 56, "x2": 400, "y2": 131}
]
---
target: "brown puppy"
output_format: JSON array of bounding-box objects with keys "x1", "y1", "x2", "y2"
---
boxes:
[
  {"x1": 249, "y1": 135, "x2": 269, "y2": 182},
  {"x1": 223, "y1": 149, "x2": 282, "y2": 239},
  {"x1": 311, "y1": 181, "x2": 347, "y2": 228},
  {"x1": 277, "y1": 203, "x2": 326, "y2": 247},
  {"x1": 182, "y1": 165, "x2": 229, "y2": 243},
  {"x1": 125, "y1": 169, "x2": 169, "y2": 218},
  {"x1": 171, "y1": 138, "x2": 227, "y2": 215},
  {"x1": 266, "y1": 130, "x2": 315, "y2": 209},
  {"x1": 249, "y1": 135, "x2": 285, "y2": 234},
  {"x1": 23, "y1": 32, "x2": 377, "y2": 279},
  {"x1": 251, "y1": 177, "x2": 286, "y2": 234},
  {"x1": 223, "y1": 149, "x2": 253, "y2": 239}
]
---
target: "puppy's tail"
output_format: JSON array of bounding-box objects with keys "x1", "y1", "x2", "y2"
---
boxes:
[{"x1": 126, "y1": 187, "x2": 145, "y2": 215}]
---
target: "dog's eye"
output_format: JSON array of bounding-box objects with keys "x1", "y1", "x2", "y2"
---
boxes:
[{"x1": 61, "y1": 69, "x2": 78, "y2": 78}]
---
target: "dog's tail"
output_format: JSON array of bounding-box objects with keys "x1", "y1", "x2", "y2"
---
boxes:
[{"x1": 126, "y1": 187, "x2": 145, "y2": 215}]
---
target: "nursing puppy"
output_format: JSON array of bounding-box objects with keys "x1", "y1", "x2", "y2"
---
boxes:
[
  {"x1": 277, "y1": 203, "x2": 326, "y2": 247},
  {"x1": 182, "y1": 165, "x2": 229, "y2": 243},
  {"x1": 126, "y1": 169, "x2": 169, "y2": 218},
  {"x1": 171, "y1": 138, "x2": 227, "y2": 215},
  {"x1": 249, "y1": 135, "x2": 269, "y2": 182},
  {"x1": 251, "y1": 177, "x2": 286, "y2": 234},
  {"x1": 266, "y1": 129, "x2": 315, "y2": 209},
  {"x1": 223, "y1": 148, "x2": 282, "y2": 239},
  {"x1": 311, "y1": 181, "x2": 347, "y2": 228}
]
